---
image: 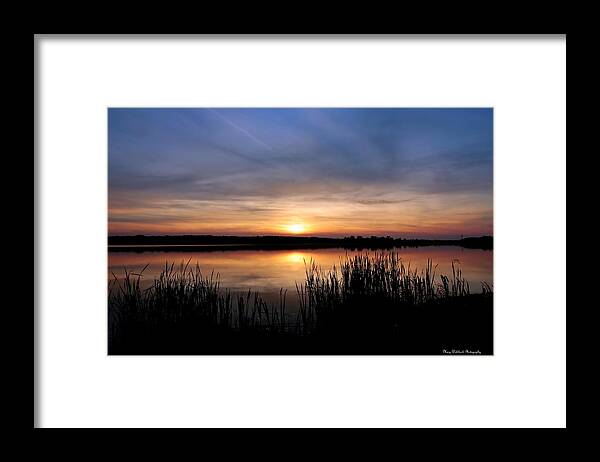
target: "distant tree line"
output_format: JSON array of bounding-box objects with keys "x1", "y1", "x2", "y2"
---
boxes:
[{"x1": 108, "y1": 234, "x2": 492, "y2": 250}]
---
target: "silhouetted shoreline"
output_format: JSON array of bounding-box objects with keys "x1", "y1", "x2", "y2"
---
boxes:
[{"x1": 108, "y1": 235, "x2": 493, "y2": 252}]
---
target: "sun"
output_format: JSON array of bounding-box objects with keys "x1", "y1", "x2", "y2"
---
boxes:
[{"x1": 285, "y1": 223, "x2": 307, "y2": 234}]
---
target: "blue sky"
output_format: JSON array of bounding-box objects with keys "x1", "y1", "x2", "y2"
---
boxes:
[{"x1": 108, "y1": 108, "x2": 493, "y2": 238}]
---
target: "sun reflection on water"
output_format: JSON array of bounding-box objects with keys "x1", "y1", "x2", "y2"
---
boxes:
[{"x1": 285, "y1": 252, "x2": 307, "y2": 264}]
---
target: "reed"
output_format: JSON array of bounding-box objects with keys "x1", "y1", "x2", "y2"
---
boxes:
[
  {"x1": 295, "y1": 253, "x2": 489, "y2": 335},
  {"x1": 108, "y1": 259, "x2": 289, "y2": 352}
]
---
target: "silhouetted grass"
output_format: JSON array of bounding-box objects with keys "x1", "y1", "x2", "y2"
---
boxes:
[
  {"x1": 108, "y1": 253, "x2": 492, "y2": 354},
  {"x1": 108, "y1": 259, "x2": 289, "y2": 354}
]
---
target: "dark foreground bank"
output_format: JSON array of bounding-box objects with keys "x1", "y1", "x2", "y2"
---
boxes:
[{"x1": 108, "y1": 253, "x2": 493, "y2": 355}]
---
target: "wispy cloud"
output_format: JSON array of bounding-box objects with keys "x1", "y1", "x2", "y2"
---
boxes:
[{"x1": 207, "y1": 108, "x2": 274, "y2": 152}]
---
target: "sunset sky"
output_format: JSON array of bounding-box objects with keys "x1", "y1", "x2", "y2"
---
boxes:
[{"x1": 108, "y1": 108, "x2": 493, "y2": 238}]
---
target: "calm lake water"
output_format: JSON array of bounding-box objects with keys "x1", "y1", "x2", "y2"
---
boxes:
[{"x1": 109, "y1": 247, "x2": 493, "y2": 310}]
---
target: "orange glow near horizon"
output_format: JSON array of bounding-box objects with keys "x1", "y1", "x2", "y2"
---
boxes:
[{"x1": 107, "y1": 198, "x2": 493, "y2": 239}]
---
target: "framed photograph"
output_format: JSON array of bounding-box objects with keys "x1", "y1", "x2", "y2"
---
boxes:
[
  {"x1": 35, "y1": 34, "x2": 566, "y2": 428},
  {"x1": 107, "y1": 107, "x2": 493, "y2": 356}
]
